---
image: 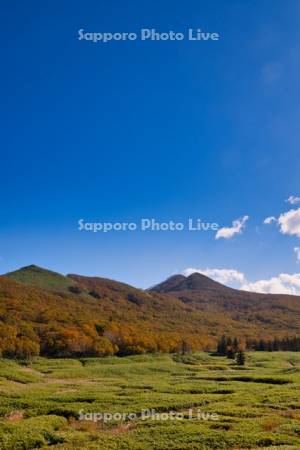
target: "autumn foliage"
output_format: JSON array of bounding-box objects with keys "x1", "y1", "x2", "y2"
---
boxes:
[{"x1": 0, "y1": 268, "x2": 300, "y2": 359}]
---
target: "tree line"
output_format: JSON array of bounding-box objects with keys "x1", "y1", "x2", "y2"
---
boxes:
[
  {"x1": 215, "y1": 335, "x2": 300, "y2": 366},
  {"x1": 246, "y1": 337, "x2": 300, "y2": 352},
  {"x1": 215, "y1": 335, "x2": 246, "y2": 365},
  {"x1": 1, "y1": 325, "x2": 300, "y2": 360}
]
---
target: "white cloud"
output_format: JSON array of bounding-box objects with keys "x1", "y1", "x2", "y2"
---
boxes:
[
  {"x1": 215, "y1": 216, "x2": 249, "y2": 240},
  {"x1": 241, "y1": 273, "x2": 300, "y2": 295},
  {"x1": 182, "y1": 267, "x2": 245, "y2": 286},
  {"x1": 277, "y1": 208, "x2": 300, "y2": 237},
  {"x1": 181, "y1": 267, "x2": 300, "y2": 295},
  {"x1": 295, "y1": 247, "x2": 300, "y2": 262},
  {"x1": 263, "y1": 204, "x2": 300, "y2": 237},
  {"x1": 286, "y1": 196, "x2": 300, "y2": 205},
  {"x1": 263, "y1": 216, "x2": 277, "y2": 225}
]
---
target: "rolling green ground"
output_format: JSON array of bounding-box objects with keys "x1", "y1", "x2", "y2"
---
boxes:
[{"x1": 0, "y1": 352, "x2": 299, "y2": 449}]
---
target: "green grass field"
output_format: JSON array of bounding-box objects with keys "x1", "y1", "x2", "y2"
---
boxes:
[{"x1": 0, "y1": 352, "x2": 299, "y2": 449}]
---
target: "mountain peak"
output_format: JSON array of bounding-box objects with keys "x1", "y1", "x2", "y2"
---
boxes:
[
  {"x1": 148, "y1": 274, "x2": 186, "y2": 293},
  {"x1": 150, "y1": 272, "x2": 233, "y2": 294},
  {"x1": 17, "y1": 264, "x2": 48, "y2": 272},
  {"x1": 6, "y1": 265, "x2": 76, "y2": 292}
]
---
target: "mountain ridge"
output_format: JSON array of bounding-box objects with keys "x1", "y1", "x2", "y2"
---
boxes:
[
  {"x1": 150, "y1": 272, "x2": 236, "y2": 294},
  {"x1": 1, "y1": 265, "x2": 300, "y2": 359}
]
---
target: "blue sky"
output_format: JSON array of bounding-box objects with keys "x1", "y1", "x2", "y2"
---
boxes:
[{"x1": 1, "y1": 0, "x2": 300, "y2": 291}]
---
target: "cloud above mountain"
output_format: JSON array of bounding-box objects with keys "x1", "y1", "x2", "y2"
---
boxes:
[
  {"x1": 286, "y1": 196, "x2": 300, "y2": 205},
  {"x1": 263, "y1": 199, "x2": 300, "y2": 262},
  {"x1": 263, "y1": 216, "x2": 277, "y2": 225},
  {"x1": 182, "y1": 267, "x2": 246, "y2": 287},
  {"x1": 184, "y1": 197, "x2": 300, "y2": 294},
  {"x1": 277, "y1": 208, "x2": 300, "y2": 238},
  {"x1": 241, "y1": 273, "x2": 300, "y2": 295},
  {"x1": 263, "y1": 199, "x2": 300, "y2": 238},
  {"x1": 181, "y1": 267, "x2": 300, "y2": 295},
  {"x1": 215, "y1": 215, "x2": 249, "y2": 240},
  {"x1": 295, "y1": 247, "x2": 300, "y2": 262}
]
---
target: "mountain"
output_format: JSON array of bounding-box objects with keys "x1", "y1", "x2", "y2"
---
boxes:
[
  {"x1": 150, "y1": 271, "x2": 298, "y2": 304},
  {"x1": 6, "y1": 265, "x2": 78, "y2": 293},
  {"x1": 150, "y1": 272, "x2": 300, "y2": 322},
  {"x1": 6, "y1": 265, "x2": 154, "y2": 302},
  {"x1": 1, "y1": 266, "x2": 300, "y2": 359},
  {"x1": 150, "y1": 272, "x2": 234, "y2": 294}
]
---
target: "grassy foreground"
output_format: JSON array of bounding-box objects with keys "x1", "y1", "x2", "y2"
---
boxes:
[{"x1": 0, "y1": 352, "x2": 299, "y2": 449}]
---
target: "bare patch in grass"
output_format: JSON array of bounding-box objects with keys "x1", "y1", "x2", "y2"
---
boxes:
[
  {"x1": 5, "y1": 410, "x2": 24, "y2": 422},
  {"x1": 262, "y1": 418, "x2": 283, "y2": 431}
]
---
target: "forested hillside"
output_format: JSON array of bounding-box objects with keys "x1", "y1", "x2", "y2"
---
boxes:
[{"x1": 0, "y1": 266, "x2": 299, "y2": 358}]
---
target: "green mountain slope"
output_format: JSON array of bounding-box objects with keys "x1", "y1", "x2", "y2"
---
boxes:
[{"x1": 6, "y1": 265, "x2": 77, "y2": 293}]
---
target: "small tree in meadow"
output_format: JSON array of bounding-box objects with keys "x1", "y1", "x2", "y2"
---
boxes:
[
  {"x1": 227, "y1": 347, "x2": 236, "y2": 359},
  {"x1": 236, "y1": 350, "x2": 246, "y2": 366},
  {"x1": 217, "y1": 335, "x2": 227, "y2": 356}
]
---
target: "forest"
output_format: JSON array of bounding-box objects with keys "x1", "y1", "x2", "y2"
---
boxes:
[{"x1": 1, "y1": 265, "x2": 300, "y2": 359}]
